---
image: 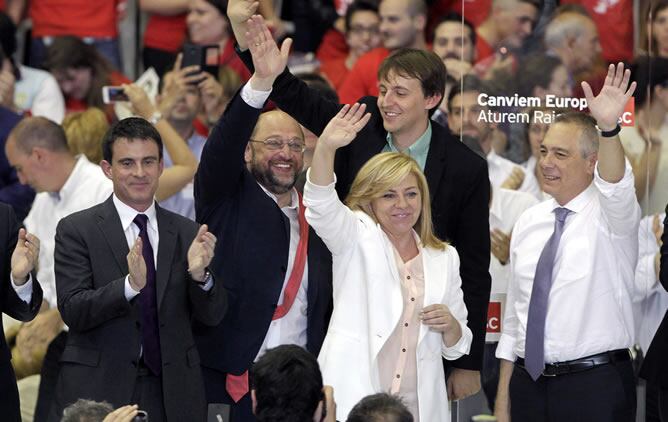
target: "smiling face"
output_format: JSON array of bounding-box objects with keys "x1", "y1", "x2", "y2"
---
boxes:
[
  {"x1": 539, "y1": 121, "x2": 596, "y2": 205},
  {"x1": 245, "y1": 111, "x2": 305, "y2": 196},
  {"x1": 377, "y1": 70, "x2": 440, "y2": 144},
  {"x1": 370, "y1": 172, "x2": 422, "y2": 239},
  {"x1": 101, "y1": 138, "x2": 164, "y2": 212}
]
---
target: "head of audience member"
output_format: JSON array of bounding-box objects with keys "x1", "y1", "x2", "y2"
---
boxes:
[
  {"x1": 0, "y1": 12, "x2": 19, "y2": 78},
  {"x1": 641, "y1": 0, "x2": 668, "y2": 57},
  {"x1": 44, "y1": 36, "x2": 114, "y2": 108},
  {"x1": 447, "y1": 75, "x2": 494, "y2": 154},
  {"x1": 484, "y1": 0, "x2": 541, "y2": 49},
  {"x1": 377, "y1": 48, "x2": 444, "y2": 144},
  {"x1": 517, "y1": 55, "x2": 571, "y2": 100},
  {"x1": 251, "y1": 345, "x2": 326, "y2": 422},
  {"x1": 346, "y1": 393, "x2": 414, "y2": 422},
  {"x1": 378, "y1": 0, "x2": 427, "y2": 50},
  {"x1": 244, "y1": 109, "x2": 305, "y2": 207},
  {"x1": 187, "y1": 0, "x2": 231, "y2": 46},
  {"x1": 630, "y1": 55, "x2": 668, "y2": 110},
  {"x1": 61, "y1": 399, "x2": 114, "y2": 422},
  {"x1": 539, "y1": 111, "x2": 598, "y2": 205},
  {"x1": 296, "y1": 73, "x2": 339, "y2": 168},
  {"x1": 346, "y1": 152, "x2": 443, "y2": 249},
  {"x1": 62, "y1": 108, "x2": 109, "y2": 164},
  {"x1": 431, "y1": 13, "x2": 476, "y2": 65},
  {"x1": 101, "y1": 118, "x2": 164, "y2": 212},
  {"x1": 544, "y1": 11, "x2": 601, "y2": 76},
  {"x1": 345, "y1": 1, "x2": 382, "y2": 61},
  {"x1": 159, "y1": 72, "x2": 203, "y2": 133},
  {"x1": 6, "y1": 117, "x2": 76, "y2": 193}
]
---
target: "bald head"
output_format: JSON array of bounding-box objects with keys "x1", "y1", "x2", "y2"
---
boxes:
[
  {"x1": 250, "y1": 109, "x2": 305, "y2": 142},
  {"x1": 544, "y1": 12, "x2": 601, "y2": 73},
  {"x1": 8, "y1": 116, "x2": 69, "y2": 155}
]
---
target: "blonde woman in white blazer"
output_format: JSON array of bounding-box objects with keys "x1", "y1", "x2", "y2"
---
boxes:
[{"x1": 304, "y1": 104, "x2": 473, "y2": 421}]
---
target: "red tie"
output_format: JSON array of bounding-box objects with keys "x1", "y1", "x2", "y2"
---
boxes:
[{"x1": 226, "y1": 193, "x2": 309, "y2": 402}]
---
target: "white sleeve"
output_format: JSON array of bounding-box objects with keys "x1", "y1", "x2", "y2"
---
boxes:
[
  {"x1": 11, "y1": 274, "x2": 33, "y2": 304},
  {"x1": 30, "y1": 74, "x2": 65, "y2": 124},
  {"x1": 594, "y1": 159, "x2": 641, "y2": 238}
]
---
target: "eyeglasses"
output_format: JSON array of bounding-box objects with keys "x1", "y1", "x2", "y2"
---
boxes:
[
  {"x1": 349, "y1": 25, "x2": 380, "y2": 36},
  {"x1": 249, "y1": 138, "x2": 306, "y2": 152}
]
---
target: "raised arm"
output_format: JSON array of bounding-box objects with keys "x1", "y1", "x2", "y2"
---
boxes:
[
  {"x1": 582, "y1": 63, "x2": 636, "y2": 183},
  {"x1": 122, "y1": 83, "x2": 198, "y2": 202},
  {"x1": 228, "y1": 0, "x2": 260, "y2": 51}
]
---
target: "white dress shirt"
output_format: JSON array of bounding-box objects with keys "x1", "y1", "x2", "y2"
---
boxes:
[
  {"x1": 496, "y1": 161, "x2": 641, "y2": 363},
  {"x1": 24, "y1": 155, "x2": 113, "y2": 308},
  {"x1": 254, "y1": 187, "x2": 309, "y2": 360},
  {"x1": 632, "y1": 213, "x2": 668, "y2": 352}
]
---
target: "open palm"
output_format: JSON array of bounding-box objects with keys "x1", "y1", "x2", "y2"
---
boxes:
[
  {"x1": 319, "y1": 103, "x2": 371, "y2": 150},
  {"x1": 247, "y1": 15, "x2": 291, "y2": 81}
]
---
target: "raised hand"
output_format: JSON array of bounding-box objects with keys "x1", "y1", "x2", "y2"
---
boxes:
[
  {"x1": 127, "y1": 237, "x2": 147, "y2": 292},
  {"x1": 491, "y1": 228, "x2": 511, "y2": 265},
  {"x1": 11, "y1": 228, "x2": 40, "y2": 285},
  {"x1": 247, "y1": 14, "x2": 291, "y2": 90},
  {"x1": 319, "y1": 103, "x2": 371, "y2": 150},
  {"x1": 158, "y1": 53, "x2": 204, "y2": 116},
  {"x1": 582, "y1": 62, "x2": 636, "y2": 130},
  {"x1": 123, "y1": 83, "x2": 156, "y2": 121},
  {"x1": 228, "y1": 0, "x2": 259, "y2": 26},
  {"x1": 187, "y1": 224, "x2": 217, "y2": 282}
]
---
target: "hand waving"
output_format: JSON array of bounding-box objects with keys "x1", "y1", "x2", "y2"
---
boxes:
[
  {"x1": 247, "y1": 15, "x2": 291, "y2": 89},
  {"x1": 582, "y1": 62, "x2": 636, "y2": 130},
  {"x1": 319, "y1": 103, "x2": 371, "y2": 150}
]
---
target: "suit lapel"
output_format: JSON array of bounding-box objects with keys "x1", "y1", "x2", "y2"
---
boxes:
[
  {"x1": 424, "y1": 125, "x2": 448, "y2": 202},
  {"x1": 418, "y1": 247, "x2": 447, "y2": 346},
  {"x1": 155, "y1": 205, "x2": 177, "y2": 311},
  {"x1": 97, "y1": 197, "x2": 130, "y2": 275}
]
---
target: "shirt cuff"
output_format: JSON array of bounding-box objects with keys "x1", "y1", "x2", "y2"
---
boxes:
[
  {"x1": 241, "y1": 82, "x2": 272, "y2": 109},
  {"x1": 594, "y1": 158, "x2": 634, "y2": 197},
  {"x1": 198, "y1": 277, "x2": 214, "y2": 292},
  {"x1": 442, "y1": 325, "x2": 473, "y2": 359},
  {"x1": 11, "y1": 273, "x2": 33, "y2": 304},
  {"x1": 124, "y1": 275, "x2": 141, "y2": 301},
  {"x1": 495, "y1": 333, "x2": 517, "y2": 362}
]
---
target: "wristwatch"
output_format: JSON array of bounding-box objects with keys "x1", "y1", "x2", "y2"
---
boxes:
[
  {"x1": 596, "y1": 123, "x2": 621, "y2": 138},
  {"x1": 190, "y1": 269, "x2": 212, "y2": 286}
]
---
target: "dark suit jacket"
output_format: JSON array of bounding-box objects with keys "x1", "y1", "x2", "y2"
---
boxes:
[
  {"x1": 640, "y1": 210, "x2": 668, "y2": 388},
  {"x1": 0, "y1": 107, "x2": 35, "y2": 221},
  {"x1": 237, "y1": 48, "x2": 491, "y2": 368},
  {"x1": 52, "y1": 197, "x2": 227, "y2": 421},
  {"x1": 192, "y1": 91, "x2": 333, "y2": 395},
  {"x1": 0, "y1": 203, "x2": 42, "y2": 421}
]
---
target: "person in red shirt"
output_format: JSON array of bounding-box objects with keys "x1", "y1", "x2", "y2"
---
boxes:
[
  {"x1": 319, "y1": 1, "x2": 381, "y2": 92},
  {"x1": 43, "y1": 36, "x2": 130, "y2": 121},
  {"x1": 140, "y1": 0, "x2": 189, "y2": 79},
  {"x1": 338, "y1": 0, "x2": 428, "y2": 104},
  {"x1": 187, "y1": 0, "x2": 250, "y2": 82}
]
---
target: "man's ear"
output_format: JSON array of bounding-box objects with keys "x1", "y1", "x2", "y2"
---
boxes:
[
  {"x1": 100, "y1": 160, "x2": 113, "y2": 180},
  {"x1": 244, "y1": 143, "x2": 252, "y2": 163},
  {"x1": 251, "y1": 389, "x2": 257, "y2": 415},
  {"x1": 425, "y1": 93, "x2": 443, "y2": 111}
]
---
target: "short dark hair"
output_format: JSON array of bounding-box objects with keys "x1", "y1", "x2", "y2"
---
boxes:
[
  {"x1": 346, "y1": 393, "x2": 414, "y2": 422},
  {"x1": 447, "y1": 74, "x2": 486, "y2": 112},
  {"x1": 297, "y1": 72, "x2": 340, "y2": 103},
  {"x1": 378, "y1": 48, "x2": 446, "y2": 115},
  {"x1": 102, "y1": 117, "x2": 164, "y2": 162},
  {"x1": 433, "y1": 12, "x2": 476, "y2": 46},
  {"x1": 344, "y1": 0, "x2": 379, "y2": 33},
  {"x1": 517, "y1": 54, "x2": 565, "y2": 98},
  {"x1": 61, "y1": 399, "x2": 113, "y2": 422},
  {"x1": 10, "y1": 116, "x2": 70, "y2": 154},
  {"x1": 251, "y1": 345, "x2": 323, "y2": 422}
]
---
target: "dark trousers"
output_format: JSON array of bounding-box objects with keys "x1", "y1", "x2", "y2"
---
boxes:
[
  {"x1": 510, "y1": 359, "x2": 636, "y2": 422},
  {"x1": 481, "y1": 342, "x2": 500, "y2": 411},
  {"x1": 35, "y1": 330, "x2": 67, "y2": 422},
  {"x1": 0, "y1": 360, "x2": 21, "y2": 422},
  {"x1": 131, "y1": 361, "x2": 167, "y2": 421},
  {"x1": 201, "y1": 366, "x2": 255, "y2": 422},
  {"x1": 659, "y1": 388, "x2": 668, "y2": 421}
]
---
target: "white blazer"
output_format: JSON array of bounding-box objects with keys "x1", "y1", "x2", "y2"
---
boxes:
[{"x1": 304, "y1": 176, "x2": 473, "y2": 421}]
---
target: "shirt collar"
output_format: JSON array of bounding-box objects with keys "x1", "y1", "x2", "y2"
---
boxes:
[
  {"x1": 385, "y1": 121, "x2": 432, "y2": 157},
  {"x1": 549, "y1": 180, "x2": 596, "y2": 214},
  {"x1": 112, "y1": 194, "x2": 158, "y2": 233},
  {"x1": 257, "y1": 183, "x2": 299, "y2": 210},
  {"x1": 58, "y1": 155, "x2": 90, "y2": 201}
]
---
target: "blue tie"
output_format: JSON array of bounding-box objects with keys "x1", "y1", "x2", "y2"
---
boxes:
[
  {"x1": 133, "y1": 214, "x2": 162, "y2": 375},
  {"x1": 524, "y1": 207, "x2": 571, "y2": 380}
]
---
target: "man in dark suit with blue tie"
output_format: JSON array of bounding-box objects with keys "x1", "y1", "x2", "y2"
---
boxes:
[
  {"x1": 51, "y1": 118, "x2": 227, "y2": 421},
  {"x1": 0, "y1": 202, "x2": 42, "y2": 421}
]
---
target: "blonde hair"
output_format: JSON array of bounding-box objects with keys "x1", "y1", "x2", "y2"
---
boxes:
[
  {"x1": 345, "y1": 152, "x2": 445, "y2": 250},
  {"x1": 62, "y1": 108, "x2": 109, "y2": 164}
]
